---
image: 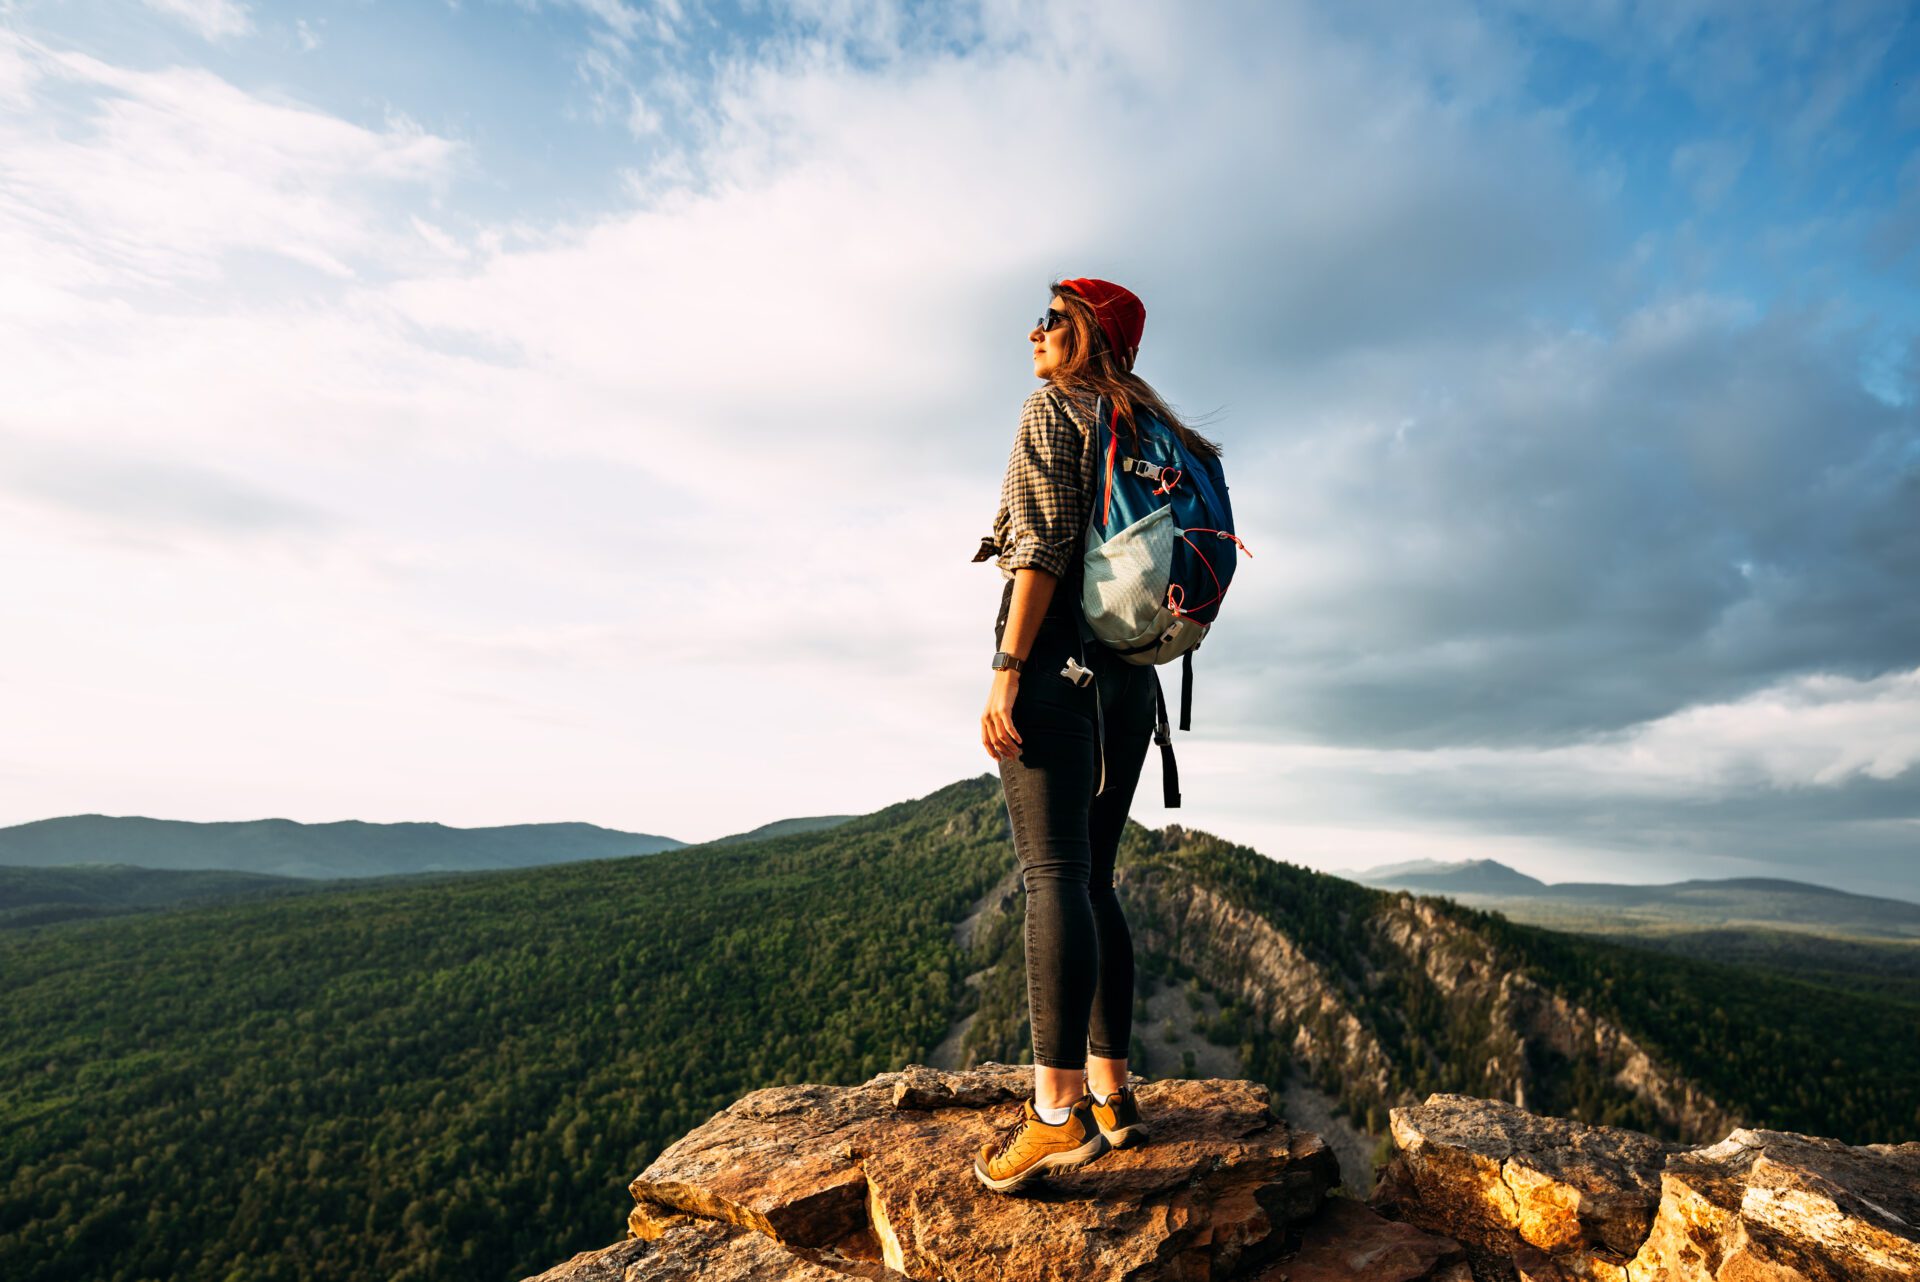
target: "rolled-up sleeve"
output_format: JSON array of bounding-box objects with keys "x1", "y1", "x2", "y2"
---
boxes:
[{"x1": 995, "y1": 389, "x2": 1091, "y2": 578}]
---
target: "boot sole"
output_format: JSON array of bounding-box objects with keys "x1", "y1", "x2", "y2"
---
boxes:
[
  {"x1": 973, "y1": 1131, "x2": 1110, "y2": 1192},
  {"x1": 1097, "y1": 1123, "x2": 1146, "y2": 1149}
]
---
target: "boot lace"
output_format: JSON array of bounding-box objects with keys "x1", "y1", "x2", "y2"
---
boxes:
[{"x1": 990, "y1": 1106, "x2": 1033, "y2": 1160}]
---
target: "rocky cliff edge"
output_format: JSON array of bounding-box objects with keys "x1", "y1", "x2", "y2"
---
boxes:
[{"x1": 521, "y1": 1065, "x2": 1918, "y2": 1282}]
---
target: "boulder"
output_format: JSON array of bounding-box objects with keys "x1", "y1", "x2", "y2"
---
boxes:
[
  {"x1": 1623, "y1": 1127, "x2": 1920, "y2": 1281},
  {"x1": 1372, "y1": 1092, "x2": 1675, "y2": 1270},
  {"x1": 1373, "y1": 1095, "x2": 1920, "y2": 1282}
]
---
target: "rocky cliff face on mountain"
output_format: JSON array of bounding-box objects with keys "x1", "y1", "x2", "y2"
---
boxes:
[
  {"x1": 933, "y1": 842, "x2": 1739, "y2": 1149},
  {"x1": 520, "y1": 1067, "x2": 1918, "y2": 1282}
]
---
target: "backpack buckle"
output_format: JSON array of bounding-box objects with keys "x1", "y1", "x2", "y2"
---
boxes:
[{"x1": 1059, "y1": 656, "x2": 1094, "y2": 688}]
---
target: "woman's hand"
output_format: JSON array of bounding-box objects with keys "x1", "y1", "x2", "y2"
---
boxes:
[{"x1": 982, "y1": 670, "x2": 1023, "y2": 761}]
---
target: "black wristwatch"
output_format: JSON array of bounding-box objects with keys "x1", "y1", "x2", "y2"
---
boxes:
[{"x1": 990, "y1": 651, "x2": 1025, "y2": 673}]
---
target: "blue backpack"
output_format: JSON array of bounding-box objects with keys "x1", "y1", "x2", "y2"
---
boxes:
[{"x1": 1078, "y1": 395, "x2": 1247, "y2": 807}]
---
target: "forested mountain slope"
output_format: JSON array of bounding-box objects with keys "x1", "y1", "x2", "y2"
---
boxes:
[
  {"x1": 0, "y1": 863, "x2": 322, "y2": 929},
  {"x1": 707, "y1": 814, "x2": 857, "y2": 845},
  {"x1": 0, "y1": 779, "x2": 1014, "y2": 1282},
  {"x1": 2, "y1": 775, "x2": 1912, "y2": 1282}
]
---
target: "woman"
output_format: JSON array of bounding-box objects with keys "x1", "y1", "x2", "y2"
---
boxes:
[{"x1": 971, "y1": 277, "x2": 1225, "y2": 1192}]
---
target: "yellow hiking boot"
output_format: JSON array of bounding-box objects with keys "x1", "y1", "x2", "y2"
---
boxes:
[
  {"x1": 973, "y1": 1094, "x2": 1110, "y2": 1192},
  {"x1": 1089, "y1": 1085, "x2": 1149, "y2": 1149}
]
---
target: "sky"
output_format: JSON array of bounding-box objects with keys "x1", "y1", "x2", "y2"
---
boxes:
[{"x1": 2, "y1": 0, "x2": 1917, "y2": 899}]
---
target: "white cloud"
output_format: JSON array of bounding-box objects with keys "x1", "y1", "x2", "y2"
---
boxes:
[
  {"x1": 141, "y1": 0, "x2": 252, "y2": 42},
  {"x1": 0, "y1": 4, "x2": 1914, "y2": 899},
  {"x1": 0, "y1": 30, "x2": 461, "y2": 310},
  {"x1": 624, "y1": 90, "x2": 661, "y2": 137},
  {"x1": 1627, "y1": 668, "x2": 1920, "y2": 788}
]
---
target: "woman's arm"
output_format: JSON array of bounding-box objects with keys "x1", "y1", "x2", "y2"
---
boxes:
[
  {"x1": 1000, "y1": 567, "x2": 1058, "y2": 664},
  {"x1": 983, "y1": 567, "x2": 1058, "y2": 761},
  {"x1": 981, "y1": 389, "x2": 1086, "y2": 762}
]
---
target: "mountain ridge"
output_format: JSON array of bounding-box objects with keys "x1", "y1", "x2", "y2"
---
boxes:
[{"x1": 1351, "y1": 856, "x2": 1919, "y2": 901}]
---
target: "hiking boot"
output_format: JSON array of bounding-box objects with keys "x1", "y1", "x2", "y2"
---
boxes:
[
  {"x1": 973, "y1": 1095, "x2": 1110, "y2": 1192},
  {"x1": 1089, "y1": 1085, "x2": 1149, "y2": 1148}
]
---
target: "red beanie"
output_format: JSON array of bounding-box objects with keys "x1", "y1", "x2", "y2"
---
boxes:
[{"x1": 1058, "y1": 277, "x2": 1145, "y2": 369}]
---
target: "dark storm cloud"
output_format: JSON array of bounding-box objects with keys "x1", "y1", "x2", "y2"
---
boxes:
[{"x1": 1200, "y1": 301, "x2": 1920, "y2": 750}]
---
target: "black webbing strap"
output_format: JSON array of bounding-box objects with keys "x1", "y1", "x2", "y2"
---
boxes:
[
  {"x1": 1180, "y1": 649, "x2": 1194, "y2": 731},
  {"x1": 1077, "y1": 617, "x2": 1107, "y2": 798},
  {"x1": 1152, "y1": 670, "x2": 1181, "y2": 809}
]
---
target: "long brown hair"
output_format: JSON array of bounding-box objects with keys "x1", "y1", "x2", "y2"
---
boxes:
[{"x1": 1044, "y1": 282, "x2": 1223, "y2": 462}]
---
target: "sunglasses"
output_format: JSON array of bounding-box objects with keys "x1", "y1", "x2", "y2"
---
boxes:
[{"x1": 1034, "y1": 308, "x2": 1070, "y2": 333}]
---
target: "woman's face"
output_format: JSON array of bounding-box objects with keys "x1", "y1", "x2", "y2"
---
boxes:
[{"x1": 1029, "y1": 299, "x2": 1071, "y2": 381}]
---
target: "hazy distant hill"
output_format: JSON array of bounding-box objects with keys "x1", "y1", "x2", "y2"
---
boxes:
[
  {"x1": 1353, "y1": 858, "x2": 1920, "y2": 941},
  {"x1": 1354, "y1": 857, "x2": 1547, "y2": 896},
  {"x1": 0, "y1": 814, "x2": 684, "y2": 879},
  {"x1": 708, "y1": 814, "x2": 857, "y2": 846}
]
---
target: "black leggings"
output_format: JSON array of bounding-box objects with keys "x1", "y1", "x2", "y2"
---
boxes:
[{"x1": 994, "y1": 613, "x2": 1158, "y2": 1070}]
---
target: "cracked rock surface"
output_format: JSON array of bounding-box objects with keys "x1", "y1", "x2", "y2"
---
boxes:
[
  {"x1": 1624, "y1": 1127, "x2": 1920, "y2": 1282},
  {"x1": 520, "y1": 1080, "x2": 1918, "y2": 1282},
  {"x1": 527, "y1": 1062, "x2": 1345, "y2": 1281},
  {"x1": 1372, "y1": 1094, "x2": 1920, "y2": 1282},
  {"x1": 1372, "y1": 1092, "x2": 1676, "y2": 1266}
]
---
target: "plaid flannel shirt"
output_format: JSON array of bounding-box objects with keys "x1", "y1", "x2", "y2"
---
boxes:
[{"x1": 972, "y1": 386, "x2": 1099, "y2": 581}]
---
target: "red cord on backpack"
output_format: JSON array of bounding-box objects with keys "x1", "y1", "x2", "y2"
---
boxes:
[
  {"x1": 1171, "y1": 533, "x2": 1234, "y2": 616},
  {"x1": 1185, "y1": 527, "x2": 1254, "y2": 558},
  {"x1": 1102, "y1": 407, "x2": 1119, "y2": 527}
]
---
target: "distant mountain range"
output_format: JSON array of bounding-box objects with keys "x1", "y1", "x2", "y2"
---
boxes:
[
  {"x1": 0, "y1": 814, "x2": 685, "y2": 880},
  {"x1": 0, "y1": 811, "x2": 867, "y2": 928},
  {"x1": 1351, "y1": 858, "x2": 1920, "y2": 941}
]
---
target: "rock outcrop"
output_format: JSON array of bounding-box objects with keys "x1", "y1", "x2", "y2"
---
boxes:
[
  {"x1": 1629, "y1": 1128, "x2": 1920, "y2": 1282},
  {"x1": 521, "y1": 1075, "x2": 1916, "y2": 1282},
  {"x1": 1373, "y1": 1094, "x2": 1920, "y2": 1282},
  {"x1": 521, "y1": 1062, "x2": 1464, "y2": 1282}
]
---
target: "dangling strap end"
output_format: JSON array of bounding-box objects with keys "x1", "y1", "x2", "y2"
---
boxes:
[{"x1": 1153, "y1": 670, "x2": 1182, "y2": 808}]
